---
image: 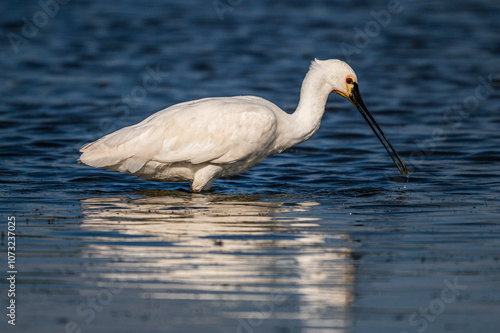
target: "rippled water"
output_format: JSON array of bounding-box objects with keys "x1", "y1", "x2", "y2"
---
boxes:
[{"x1": 1, "y1": 0, "x2": 500, "y2": 332}]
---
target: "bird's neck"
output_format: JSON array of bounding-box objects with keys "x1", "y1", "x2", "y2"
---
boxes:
[{"x1": 287, "y1": 69, "x2": 331, "y2": 146}]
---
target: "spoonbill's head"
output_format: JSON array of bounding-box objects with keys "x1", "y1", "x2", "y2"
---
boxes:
[{"x1": 313, "y1": 59, "x2": 408, "y2": 175}]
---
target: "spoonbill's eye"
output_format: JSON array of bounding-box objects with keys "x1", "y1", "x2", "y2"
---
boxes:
[{"x1": 346, "y1": 78, "x2": 353, "y2": 84}]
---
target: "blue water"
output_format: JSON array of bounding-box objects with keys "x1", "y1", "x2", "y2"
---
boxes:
[{"x1": 1, "y1": 0, "x2": 500, "y2": 332}]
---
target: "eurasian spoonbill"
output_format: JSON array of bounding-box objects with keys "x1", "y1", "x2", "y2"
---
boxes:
[{"x1": 79, "y1": 59, "x2": 408, "y2": 192}]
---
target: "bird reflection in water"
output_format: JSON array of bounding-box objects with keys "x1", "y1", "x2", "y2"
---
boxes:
[{"x1": 79, "y1": 191, "x2": 355, "y2": 331}]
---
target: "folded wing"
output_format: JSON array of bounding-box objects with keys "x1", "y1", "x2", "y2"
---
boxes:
[{"x1": 79, "y1": 97, "x2": 278, "y2": 175}]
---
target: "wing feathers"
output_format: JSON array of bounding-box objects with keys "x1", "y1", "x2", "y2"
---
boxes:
[{"x1": 79, "y1": 97, "x2": 278, "y2": 174}]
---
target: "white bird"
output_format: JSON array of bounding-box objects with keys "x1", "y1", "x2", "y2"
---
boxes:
[{"x1": 79, "y1": 59, "x2": 407, "y2": 192}]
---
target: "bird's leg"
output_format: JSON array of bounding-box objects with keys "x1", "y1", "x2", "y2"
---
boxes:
[
  {"x1": 191, "y1": 165, "x2": 221, "y2": 192},
  {"x1": 201, "y1": 179, "x2": 215, "y2": 191},
  {"x1": 191, "y1": 179, "x2": 215, "y2": 192}
]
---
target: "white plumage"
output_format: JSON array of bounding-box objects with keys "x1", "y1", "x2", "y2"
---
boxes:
[{"x1": 80, "y1": 59, "x2": 407, "y2": 192}]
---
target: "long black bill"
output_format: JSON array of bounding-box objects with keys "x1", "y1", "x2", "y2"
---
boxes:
[{"x1": 350, "y1": 83, "x2": 408, "y2": 175}]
